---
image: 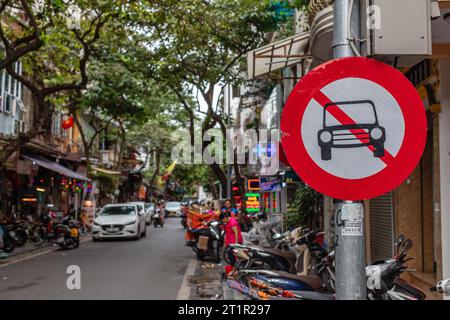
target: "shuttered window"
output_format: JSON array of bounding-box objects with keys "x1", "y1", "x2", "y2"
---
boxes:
[{"x1": 370, "y1": 192, "x2": 394, "y2": 261}]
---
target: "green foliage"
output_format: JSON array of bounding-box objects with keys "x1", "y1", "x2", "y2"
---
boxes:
[
  {"x1": 171, "y1": 164, "x2": 210, "y2": 195},
  {"x1": 90, "y1": 171, "x2": 119, "y2": 198},
  {"x1": 289, "y1": 183, "x2": 323, "y2": 229}
]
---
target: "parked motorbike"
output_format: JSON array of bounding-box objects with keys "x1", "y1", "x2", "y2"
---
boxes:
[
  {"x1": 152, "y1": 209, "x2": 164, "y2": 228},
  {"x1": 190, "y1": 220, "x2": 224, "y2": 263},
  {"x1": 226, "y1": 228, "x2": 426, "y2": 300},
  {"x1": 54, "y1": 216, "x2": 80, "y2": 250},
  {"x1": 1, "y1": 223, "x2": 17, "y2": 253},
  {"x1": 430, "y1": 278, "x2": 450, "y2": 297},
  {"x1": 366, "y1": 236, "x2": 426, "y2": 300}
]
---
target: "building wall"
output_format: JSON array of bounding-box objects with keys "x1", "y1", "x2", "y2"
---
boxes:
[
  {"x1": 394, "y1": 115, "x2": 434, "y2": 273},
  {"x1": 439, "y1": 60, "x2": 450, "y2": 285}
]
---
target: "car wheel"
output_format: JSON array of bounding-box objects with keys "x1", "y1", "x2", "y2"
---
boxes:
[
  {"x1": 321, "y1": 146, "x2": 332, "y2": 161},
  {"x1": 373, "y1": 143, "x2": 385, "y2": 158}
]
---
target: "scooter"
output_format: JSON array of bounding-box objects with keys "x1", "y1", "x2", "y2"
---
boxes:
[
  {"x1": 189, "y1": 220, "x2": 224, "y2": 263},
  {"x1": 54, "y1": 216, "x2": 80, "y2": 250},
  {"x1": 1, "y1": 223, "x2": 17, "y2": 253},
  {"x1": 152, "y1": 209, "x2": 164, "y2": 228},
  {"x1": 430, "y1": 278, "x2": 450, "y2": 297}
]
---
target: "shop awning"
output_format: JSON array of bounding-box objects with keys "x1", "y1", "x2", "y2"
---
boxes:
[
  {"x1": 91, "y1": 166, "x2": 122, "y2": 176},
  {"x1": 247, "y1": 31, "x2": 310, "y2": 79},
  {"x1": 23, "y1": 155, "x2": 91, "y2": 182}
]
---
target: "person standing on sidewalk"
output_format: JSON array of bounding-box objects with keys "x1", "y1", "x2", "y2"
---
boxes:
[
  {"x1": 220, "y1": 199, "x2": 238, "y2": 218},
  {"x1": 220, "y1": 211, "x2": 243, "y2": 265},
  {"x1": 0, "y1": 211, "x2": 8, "y2": 259}
]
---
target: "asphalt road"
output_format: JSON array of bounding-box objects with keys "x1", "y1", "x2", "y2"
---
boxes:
[{"x1": 0, "y1": 218, "x2": 192, "y2": 300}]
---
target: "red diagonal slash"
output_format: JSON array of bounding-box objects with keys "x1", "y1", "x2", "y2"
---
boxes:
[{"x1": 313, "y1": 91, "x2": 396, "y2": 166}]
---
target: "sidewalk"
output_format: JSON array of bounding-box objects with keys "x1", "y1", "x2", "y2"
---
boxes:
[
  {"x1": 180, "y1": 256, "x2": 247, "y2": 300},
  {"x1": 0, "y1": 233, "x2": 92, "y2": 266}
]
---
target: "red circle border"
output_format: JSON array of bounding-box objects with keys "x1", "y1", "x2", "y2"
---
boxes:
[{"x1": 280, "y1": 57, "x2": 428, "y2": 200}]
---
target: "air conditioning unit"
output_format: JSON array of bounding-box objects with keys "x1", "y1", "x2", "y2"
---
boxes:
[{"x1": 361, "y1": 0, "x2": 432, "y2": 67}]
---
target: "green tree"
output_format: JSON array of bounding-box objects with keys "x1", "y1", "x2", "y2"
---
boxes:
[
  {"x1": 0, "y1": 0, "x2": 126, "y2": 168},
  {"x1": 127, "y1": 0, "x2": 281, "y2": 199}
]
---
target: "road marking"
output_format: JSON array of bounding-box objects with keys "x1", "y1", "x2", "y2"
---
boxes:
[
  {"x1": 176, "y1": 256, "x2": 198, "y2": 300},
  {"x1": 0, "y1": 236, "x2": 92, "y2": 268}
]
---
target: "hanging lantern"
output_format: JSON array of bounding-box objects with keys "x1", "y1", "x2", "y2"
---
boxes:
[{"x1": 62, "y1": 116, "x2": 74, "y2": 130}]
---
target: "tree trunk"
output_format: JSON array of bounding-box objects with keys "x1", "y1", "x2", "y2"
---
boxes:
[
  {"x1": 70, "y1": 108, "x2": 91, "y2": 169},
  {"x1": 114, "y1": 121, "x2": 126, "y2": 171},
  {"x1": 150, "y1": 150, "x2": 161, "y2": 190}
]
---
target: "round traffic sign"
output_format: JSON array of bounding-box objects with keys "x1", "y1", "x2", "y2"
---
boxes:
[{"x1": 281, "y1": 57, "x2": 427, "y2": 200}]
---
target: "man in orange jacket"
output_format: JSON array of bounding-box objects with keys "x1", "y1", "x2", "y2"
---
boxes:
[{"x1": 185, "y1": 204, "x2": 216, "y2": 243}]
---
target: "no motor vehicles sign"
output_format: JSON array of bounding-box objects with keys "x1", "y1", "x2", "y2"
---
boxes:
[{"x1": 281, "y1": 57, "x2": 427, "y2": 200}]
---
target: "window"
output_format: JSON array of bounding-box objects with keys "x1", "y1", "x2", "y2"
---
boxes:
[{"x1": 1, "y1": 62, "x2": 23, "y2": 115}]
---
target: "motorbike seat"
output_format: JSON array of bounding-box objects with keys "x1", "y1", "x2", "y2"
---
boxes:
[
  {"x1": 263, "y1": 248, "x2": 297, "y2": 263},
  {"x1": 264, "y1": 271, "x2": 324, "y2": 291}
]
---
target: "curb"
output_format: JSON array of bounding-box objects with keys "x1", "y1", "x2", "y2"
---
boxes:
[
  {"x1": 0, "y1": 234, "x2": 92, "y2": 268},
  {"x1": 177, "y1": 256, "x2": 198, "y2": 300}
]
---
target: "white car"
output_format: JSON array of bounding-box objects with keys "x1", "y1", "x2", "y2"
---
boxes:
[
  {"x1": 165, "y1": 201, "x2": 182, "y2": 217},
  {"x1": 92, "y1": 203, "x2": 146, "y2": 241},
  {"x1": 129, "y1": 202, "x2": 150, "y2": 226}
]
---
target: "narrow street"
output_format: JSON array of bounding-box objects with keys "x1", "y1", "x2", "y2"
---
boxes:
[{"x1": 0, "y1": 219, "x2": 193, "y2": 300}]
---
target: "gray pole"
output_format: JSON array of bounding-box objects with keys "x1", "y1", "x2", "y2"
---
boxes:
[
  {"x1": 226, "y1": 85, "x2": 232, "y2": 200},
  {"x1": 333, "y1": 0, "x2": 367, "y2": 300}
]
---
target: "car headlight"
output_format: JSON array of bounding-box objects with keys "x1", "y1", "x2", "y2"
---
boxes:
[
  {"x1": 93, "y1": 221, "x2": 101, "y2": 226},
  {"x1": 125, "y1": 220, "x2": 136, "y2": 226},
  {"x1": 320, "y1": 131, "x2": 332, "y2": 143},
  {"x1": 370, "y1": 128, "x2": 383, "y2": 140}
]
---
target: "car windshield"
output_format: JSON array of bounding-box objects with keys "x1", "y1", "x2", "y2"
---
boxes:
[
  {"x1": 101, "y1": 206, "x2": 136, "y2": 216},
  {"x1": 145, "y1": 203, "x2": 154, "y2": 209},
  {"x1": 325, "y1": 102, "x2": 376, "y2": 127},
  {"x1": 166, "y1": 202, "x2": 180, "y2": 209}
]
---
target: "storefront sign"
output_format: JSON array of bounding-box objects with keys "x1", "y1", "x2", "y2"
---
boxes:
[
  {"x1": 245, "y1": 193, "x2": 260, "y2": 213},
  {"x1": 260, "y1": 176, "x2": 282, "y2": 192}
]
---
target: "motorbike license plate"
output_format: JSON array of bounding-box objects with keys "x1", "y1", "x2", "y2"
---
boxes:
[
  {"x1": 70, "y1": 228, "x2": 78, "y2": 237},
  {"x1": 106, "y1": 227, "x2": 119, "y2": 232}
]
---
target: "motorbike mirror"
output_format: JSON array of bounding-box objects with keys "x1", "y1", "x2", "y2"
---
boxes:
[
  {"x1": 394, "y1": 235, "x2": 406, "y2": 250},
  {"x1": 272, "y1": 233, "x2": 283, "y2": 241},
  {"x1": 401, "y1": 239, "x2": 413, "y2": 252}
]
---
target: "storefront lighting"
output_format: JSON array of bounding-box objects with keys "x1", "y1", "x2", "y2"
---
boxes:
[
  {"x1": 22, "y1": 198, "x2": 37, "y2": 202},
  {"x1": 36, "y1": 187, "x2": 45, "y2": 192}
]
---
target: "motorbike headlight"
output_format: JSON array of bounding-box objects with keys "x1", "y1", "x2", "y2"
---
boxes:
[
  {"x1": 125, "y1": 220, "x2": 136, "y2": 226},
  {"x1": 210, "y1": 221, "x2": 219, "y2": 227},
  {"x1": 320, "y1": 131, "x2": 332, "y2": 143},
  {"x1": 370, "y1": 128, "x2": 383, "y2": 140}
]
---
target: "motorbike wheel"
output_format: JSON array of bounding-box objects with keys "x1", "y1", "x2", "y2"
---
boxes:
[
  {"x1": 73, "y1": 238, "x2": 80, "y2": 249},
  {"x1": 213, "y1": 241, "x2": 221, "y2": 263},
  {"x1": 15, "y1": 229, "x2": 28, "y2": 247},
  {"x1": 30, "y1": 226, "x2": 46, "y2": 246},
  {"x1": 154, "y1": 221, "x2": 158, "y2": 228},
  {"x1": 2, "y1": 236, "x2": 15, "y2": 253},
  {"x1": 196, "y1": 252, "x2": 205, "y2": 260}
]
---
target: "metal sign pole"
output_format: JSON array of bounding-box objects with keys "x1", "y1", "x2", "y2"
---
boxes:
[{"x1": 333, "y1": 0, "x2": 367, "y2": 300}]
